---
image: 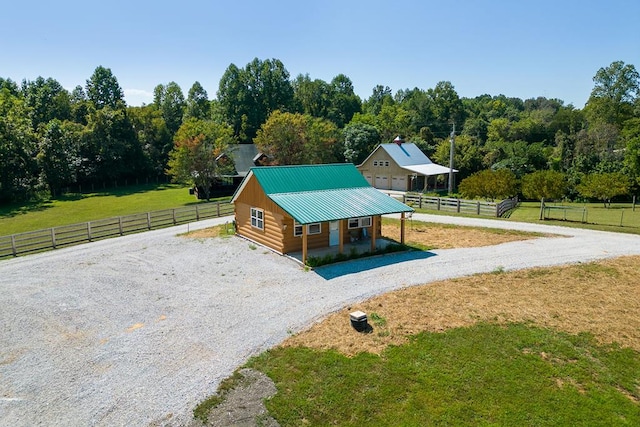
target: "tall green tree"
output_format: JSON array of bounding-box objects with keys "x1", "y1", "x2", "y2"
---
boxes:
[
  {"x1": 82, "y1": 106, "x2": 144, "y2": 182},
  {"x1": 427, "y1": 81, "x2": 465, "y2": 137},
  {"x1": 21, "y1": 77, "x2": 71, "y2": 131},
  {"x1": 154, "y1": 82, "x2": 185, "y2": 135},
  {"x1": 218, "y1": 58, "x2": 294, "y2": 142},
  {"x1": 0, "y1": 89, "x2": 38, "y2": 202},
  {"x1": 585, "y1": 61, "x2": 639, "y2": 126},
  {"x1": 363, "y1": 85, "x2": 393, "y2": 115},
  {"x1": 36, "y1": 119, "x2": 82, "y2": 195},
  {"x1": 128, "y1": 105, "x2": 172, "y2": 176},
  {"x1": 86, "y1": 66, "x2": 125, "y2": 110},
  {"x1": 326, "y1": 74, "x2": 361, "y2": 128},
  {"x1": 433, "y1": 134, "x2": 484, "y2": 181},
  {"x1": 70, "y1": 85, "x2": 90, "y2": 125},
  {"x1": 185, "y1": 81, "x2": 210, "y2": 120},
  {"x1": 293, "y1": 74, "x2": 331, "y2": 118}
]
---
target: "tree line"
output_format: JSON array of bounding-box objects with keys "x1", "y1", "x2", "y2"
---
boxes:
[{"x1": 1, "y1": 58, "x2": 639, "y2": 204}]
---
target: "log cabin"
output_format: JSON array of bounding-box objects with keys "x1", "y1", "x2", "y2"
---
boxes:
[{"x1": 231, "y1": 163, "x2": 413, "y2": 264}]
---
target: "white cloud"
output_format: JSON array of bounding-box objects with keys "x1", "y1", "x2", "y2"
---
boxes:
[{"x1": 124, "y1": 88, "x2": 153, "y2": 106}]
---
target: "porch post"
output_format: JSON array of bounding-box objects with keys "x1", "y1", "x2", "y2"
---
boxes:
[
  {"x1": 302, "y1": 225, "x2": 308, "y2": 265},
  {"x1": 338, "y1": 219, "x2": 344, "y2": 254},
  {"x1": 401, "y1": 212, "x2": 406, "y2": 244},
  {"x1": 370, "y1": 216, "x2": 377, "y2": 252}
]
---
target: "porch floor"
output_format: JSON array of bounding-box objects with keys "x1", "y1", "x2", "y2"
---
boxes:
[{"x1": 286, "y1": 237, "x2": 396, "y2": 264}]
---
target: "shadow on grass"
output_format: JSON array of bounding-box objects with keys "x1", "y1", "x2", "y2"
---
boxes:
[
  {"x1": 0, "y1": 200, "x2": 54, "y2": 219},
  {"x1": 313, "y1": 250, "x2": 437, "y2": 280}
]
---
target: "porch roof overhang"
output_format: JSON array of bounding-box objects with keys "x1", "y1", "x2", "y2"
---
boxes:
[
  {"x1": 269, "y1": 186, "x2": 413, "y2": 225},
  {"x1": 402, "y1": 163, "x2": 458, "y2": 177}
]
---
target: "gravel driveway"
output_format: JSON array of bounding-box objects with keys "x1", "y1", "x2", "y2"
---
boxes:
[{"x1": 1, "y1": 214, "x2": 639, "y2": 427}]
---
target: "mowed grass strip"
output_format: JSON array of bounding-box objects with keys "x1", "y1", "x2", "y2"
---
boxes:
[{"x1": 0, "y1": 184, "x2": 220, "y2": 235}]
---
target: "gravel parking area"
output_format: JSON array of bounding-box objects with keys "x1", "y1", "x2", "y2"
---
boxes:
[{"x1": 1, "y1": 215, "x2": 639, "y2": 427}]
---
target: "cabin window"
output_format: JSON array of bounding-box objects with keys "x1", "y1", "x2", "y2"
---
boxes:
[
  {"x1": 294, "y1": 221, "x2": 321, "y2": 237},
  {"x1": 348, "y1": 216, "x2": 372, "y2": 229},
  {"x1": 250, "y1": 207, "x2": 264, "y2": 230},
  {"x1": 373, "y1": 160, "x2": 378, "y2": 166},
  {"x1": 384, "y1": 161, "x2": 390, "y2": 166}
]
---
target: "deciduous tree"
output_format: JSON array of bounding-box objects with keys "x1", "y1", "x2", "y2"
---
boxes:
[
  {"x1": 166, "y1": 118, "x2": 234, "y2": 200},
  {"x1": 86, "y1": 66, "x2": 124, "y2": 110},
  {"x1": 343, "y1": 123, "x2": 381, "y2": 165},
  {"x1": 577, "y1": 172, "x2": 629, "y2": 207},
  {"x1": 218, "y1": 58, "x2": 294, "y2": 142},
  {"x1": 522, "y1": 170, "x2": 568, "y2": 219},
  {"x1": 254, "y1": 110, "x2": 339, "y2": 165},
  {"x1": 458, "y1": 169, "x2": 517, "y2": 201}
]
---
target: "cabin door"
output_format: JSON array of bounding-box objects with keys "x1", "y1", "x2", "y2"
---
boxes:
[{"x1": 329, "y1": 221, "x2": 339, "y2": 246}]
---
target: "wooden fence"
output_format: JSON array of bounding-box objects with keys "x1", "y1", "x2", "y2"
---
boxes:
[
  {"x1": 401, "y1": 194, "x2": 518, "y2": 218},
  {"x1": 0, "y1": 201, "x2": 234, "y2": 259}
]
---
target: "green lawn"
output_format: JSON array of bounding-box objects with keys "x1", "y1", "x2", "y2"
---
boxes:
[
  {"x1": 247, "y1": 323, "x2": 640, "y2": 426},
  {"x1": 509, "y1": 201, "x2": 640, "y2": 234},
  {"x1": 0, "y1": 184, "x2": 227, "y2": 236}
]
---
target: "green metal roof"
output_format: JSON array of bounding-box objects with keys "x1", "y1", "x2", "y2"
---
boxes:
[
  {"x1": 270, "y1": 186, "x2": 413, "y2": 224},
  {"x1": 251, "y1": 163, "x2": 369, "y2": 194},
  {"x1": 232, "y1": 163, "x2": 414, "y2": 224}
]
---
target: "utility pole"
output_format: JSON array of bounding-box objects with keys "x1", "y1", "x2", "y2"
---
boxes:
[{"x1": 448, "y1": 122, "x2": 455, "y2": 195}]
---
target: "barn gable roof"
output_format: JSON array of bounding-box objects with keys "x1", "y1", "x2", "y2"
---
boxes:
[{"x1": 359, "y1": 143, "x2": 457, "y2": 176}]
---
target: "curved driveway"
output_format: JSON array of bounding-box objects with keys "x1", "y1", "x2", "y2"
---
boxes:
[{"x1": 1, "y1": 214, "x2": 639, "y2": 426}]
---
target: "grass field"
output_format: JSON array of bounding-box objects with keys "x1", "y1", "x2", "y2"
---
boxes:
[
  {"x1": 0, "y1": 184, "x2": 227, "y2": 236},
  {"x1": 509, "y1": 201, "x2": 640, "y2": 234}
]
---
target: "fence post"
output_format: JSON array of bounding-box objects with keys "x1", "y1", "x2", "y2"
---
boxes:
[
  {"x1": 11, "y1": 235, "x2": 17, "y2": 257},
  {"x1": 196, "y1": 205, "x2": 200, "y2": 221},
  {"x1": 217, "y1": 202, "x2": 220, "y2": 217},
  {"x1": 620, "y1": 210, "x2": 624, "y2": 227},
  {"x1": 437, "y1": 198, "x2": 441, "y2": 211},
  {"x1": 51, "y1": 228, "x2": 56, "y2": 249},
  {"x1": 496, "y1": 203, "x2": 500, "y2": 217},
  {"x1": 119, "y1": 217, "x2": 124, "y2": 236},
  {"x1": 87, "y1": 222, "x2": 92, "y2": 242},
  {"x1": 419, "y1": 194, "x2": 423, "y2": 209},
  {"x1": 172, "y1": 209, "x2": 176, "y2": 225},
  {"x1": 457, "y1": 199, "x2": 461, "y2": 213},
  {"x1": 477, "y1": 201, "x2": 481, "y2": 215},
  {"x1": 147, "y1": 212, "x2": 152, "y2": 230}
]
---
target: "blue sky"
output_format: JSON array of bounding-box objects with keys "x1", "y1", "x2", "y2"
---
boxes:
[{"x1": 2, "y1": 1, "x2": 639, "y2": 108}]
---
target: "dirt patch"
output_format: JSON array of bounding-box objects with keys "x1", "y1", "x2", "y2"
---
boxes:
[
  {"x1": 382, "y1": 220, "x2": 548, "y2": 249},
  {"x1": 183, "y1": 224, "x2": 235, "y2": 239},
  {"x1": 282, "y1": 255, "x2": 640, "y2": 356},
  {"x1": 198, "y1": 369, "x2": 279, "y2": 427}
]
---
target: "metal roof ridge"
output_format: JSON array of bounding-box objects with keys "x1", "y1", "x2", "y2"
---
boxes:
[{"x1": 267, "y1": 185, "x2": 369, "y2": 196}]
